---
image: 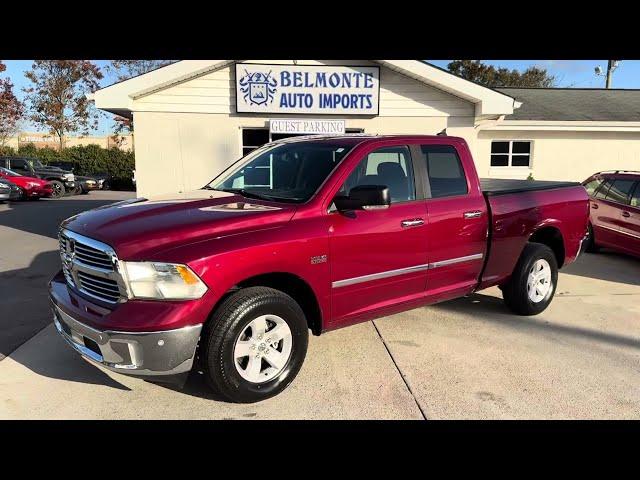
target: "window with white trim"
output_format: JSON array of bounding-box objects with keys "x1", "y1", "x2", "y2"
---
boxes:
[
  {"x1": 490, "y1": 141, "x2": 532, "y2": 167},
  {"x1": 242, "y1": 127, "x2": 365, "y2": 156}
]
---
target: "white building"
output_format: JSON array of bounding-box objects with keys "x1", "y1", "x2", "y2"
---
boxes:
[{"x1": 92, "y1": 60, "x2": 640, "y2": 197}]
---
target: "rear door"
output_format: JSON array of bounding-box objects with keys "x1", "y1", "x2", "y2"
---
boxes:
[
  {"x1": 620, "y1": 181, "x2": 640, "y2": 255},
  {"x1": 413, "y1": 141, "x2": 488, "y2": 302}
]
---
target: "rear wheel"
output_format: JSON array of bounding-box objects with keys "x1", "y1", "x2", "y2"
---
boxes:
[
  {"x1": 502, "y1": 242, "x2": 558, "y2": 316},
  {"x1": 49, "y1": 180, "x2": 65, "y2": 199},
  {"x1": 200, "y1": 286, "x2": 309, "y2": 403}
]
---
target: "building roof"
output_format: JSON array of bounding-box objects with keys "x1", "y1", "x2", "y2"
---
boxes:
[
  {"x1": 92, "y1": 60, "x2": 518, "y2": 118},
  {"x1": 497, "y1": 87, "x2": 640, "y2": 121}
]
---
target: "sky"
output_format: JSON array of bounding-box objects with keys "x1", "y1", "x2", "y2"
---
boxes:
[{"x1": 2, "y1": 60, "x2": 640, "y2": 136}]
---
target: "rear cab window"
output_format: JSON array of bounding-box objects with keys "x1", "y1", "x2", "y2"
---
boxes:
[{"x1": 418, "y1": 144, "x2": 468, "y2": 198}]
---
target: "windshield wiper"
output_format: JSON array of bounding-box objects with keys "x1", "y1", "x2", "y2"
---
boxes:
[{"x1": 217, "y1": 188, "x2": 279, "y2": 201}]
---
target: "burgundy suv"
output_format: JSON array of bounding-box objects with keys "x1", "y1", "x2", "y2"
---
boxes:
[{"x1": 582, "y1": 171, "x2": 640, "y2": 257}]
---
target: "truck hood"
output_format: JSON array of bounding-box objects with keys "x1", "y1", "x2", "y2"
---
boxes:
[{"x1": 62, "y1": 189, "x2": 297, "y2": 259}]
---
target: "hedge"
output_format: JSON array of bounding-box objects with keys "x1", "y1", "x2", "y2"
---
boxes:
[{"x1": 0, "y1": 143, "x2": 135, "y2": 190}]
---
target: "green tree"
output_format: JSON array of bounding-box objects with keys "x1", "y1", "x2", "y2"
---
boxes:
[
  {"x1": 0, "y1": 61, "x2": 25, "y2": 147},
  {"x1": 447, "y1": 60, "x2": 555, "y2": 88},
  {"x1": 23, "y1": 60, "x2": 103, "y2": 151}
]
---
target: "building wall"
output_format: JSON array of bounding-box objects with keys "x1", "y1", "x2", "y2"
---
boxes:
[
  {"x1": 133, "y1": 111, "x2": 477, "y2": 197},
  {"x1": 134, "y1": 60, "x2": 474, "y2": 117},
  {"x1": 132, "y1": 61, "x2": 477, "y2": 197},
  {"x1": 476, "y1": 130, "x2": 640, "y2": 181}
]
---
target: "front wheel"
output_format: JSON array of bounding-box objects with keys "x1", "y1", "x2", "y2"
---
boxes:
[
  {"x1": 200, "y1": 286, "x2": 309, "y2": 403},
  {"x1": 49, "y1": 180, "x2": 65, "y2": 199},
  {"x1": 502, "y1": 242, "x2": 558, "y2": 316}
]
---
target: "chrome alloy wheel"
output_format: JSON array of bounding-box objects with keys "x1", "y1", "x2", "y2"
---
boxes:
[
  {"x1": 233, "y1": 314, "x2": 293, "y2": 383},
  {"x1": 527, "y1": 259, "x2": 553, "y2": 303}
]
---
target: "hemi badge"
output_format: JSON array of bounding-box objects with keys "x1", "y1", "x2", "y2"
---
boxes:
[{"x1": 310, "y1": 255, "x2": 327, "y2": 265}]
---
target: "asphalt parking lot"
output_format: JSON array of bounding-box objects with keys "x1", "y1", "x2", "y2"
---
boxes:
[{"x1": 1, "y1": 191, "x2": 639, "y2": 419}]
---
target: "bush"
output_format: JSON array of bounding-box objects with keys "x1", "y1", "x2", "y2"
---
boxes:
[{"x1": 0, "y1": 142, "x2": 135, "y2": 190}]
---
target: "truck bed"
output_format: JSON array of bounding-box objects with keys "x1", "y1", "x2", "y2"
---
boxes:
[{"x1": 480, "y1": 178, "x2": 582, "y2": 196}]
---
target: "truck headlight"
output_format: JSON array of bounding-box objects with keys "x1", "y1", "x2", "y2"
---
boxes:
[
  {"x1": 63, "y1": 173, "x2": 75, "y2": 181},
  {"x1": 120, "y1": 262, "x2": 208, "y2": 300}
]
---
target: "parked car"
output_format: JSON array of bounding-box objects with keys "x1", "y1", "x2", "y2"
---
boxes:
[
  {"x1": 582, "y1": 170, "x2": 640, "y2": 257},
  {"x1": 0, "y1": 156, "x2": 75, "y2": 199},
  {"x1": 0, "y1": 167, "x2": 53, "y2": 199},
  {"x1": 0, "y1": 178, "x2": 23, "y2": 201},
  {"x1": 47, "y1": 160, "x2": 109, "y2": 191},
  {"x1": 50, "y1": 135, "x2": 589, "y2": 403}
]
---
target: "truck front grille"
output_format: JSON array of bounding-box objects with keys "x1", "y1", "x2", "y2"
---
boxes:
[{"x1": 58, "y1": 229, "x2": 127, "y2": 304}]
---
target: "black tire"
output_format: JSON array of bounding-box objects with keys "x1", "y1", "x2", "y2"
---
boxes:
[
  {"x1": 584, "y1": 223, "x2": 600, "y2": 253},
  {"x1": 502, "y1": 242, "x2": 558, "y2": 316},
  {"x1": 200, "y1": 286, "x2": 309, "y2": 403},
  {"x1": 49, "y1": 180, "x2": 65, "y2": 199},
  {"x1": 72, "y1": 185, "x2": 82, "y2": 195}
]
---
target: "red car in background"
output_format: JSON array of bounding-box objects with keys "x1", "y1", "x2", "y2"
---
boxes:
[
  {"x1": 0, "y1": 166, "x2": 53, "y2": 200},
  {"x1": 582, "y1": 170, "x2": 640, "y2": 257}
]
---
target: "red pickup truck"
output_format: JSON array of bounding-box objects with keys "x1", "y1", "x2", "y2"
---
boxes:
[{"x1": 49, "y1": 135, "x2": 589, "y2": 402}]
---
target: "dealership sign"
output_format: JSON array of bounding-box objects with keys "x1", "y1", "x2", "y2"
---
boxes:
[{"x1": 235, "y1": 64, "x2": 380, "y2": 115}]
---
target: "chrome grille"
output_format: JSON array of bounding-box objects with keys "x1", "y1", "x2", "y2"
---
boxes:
[
  {"x1": 58, "y1": 229, "x2": 127, "y2": 304},
  {"x1": 76, "y1": 271, "x2": 121, "y2": 302},
  {"x1": 73, "y1": 243, "x2": 113, "y2": 270}
]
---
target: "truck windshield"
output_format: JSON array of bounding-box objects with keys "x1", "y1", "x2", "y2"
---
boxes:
[{"x1": 206, "y1": 141, "x2": 355, "y2": 203}]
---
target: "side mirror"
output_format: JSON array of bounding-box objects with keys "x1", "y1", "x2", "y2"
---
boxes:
[{"x1": 334, "y1": 185, "x2": 390, "y2": 212}]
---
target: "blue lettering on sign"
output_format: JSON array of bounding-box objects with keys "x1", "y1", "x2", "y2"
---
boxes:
[{"x1": 242, "y1": 67, "x2": 376, "y2": 110}]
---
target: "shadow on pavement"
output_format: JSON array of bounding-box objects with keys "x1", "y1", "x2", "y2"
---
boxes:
[
  {"x1": 434, "y1": 292, "x2": 640, "y2": 351},
  {"x1": 0, "y1": 196, "x2": 123, "y2": 240},
  {"x1": 151, "y1": 370, "x2": 228, "y2": 401},
  {"x1": 0, "y1": 250, "x2": 131, "y2": 390},
  {"x1": 8, "y1": 326, "x2": 132, "y2": 391},
  {"x1": 562, "y1": 251, "x2": 640, "y2": 287}
]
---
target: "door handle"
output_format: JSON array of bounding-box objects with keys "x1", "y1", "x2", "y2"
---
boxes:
[
  {"x1": 401, "y1": 218, "x2": 424, "y2": 228},
  {"x1": 463, "y1": 211, "x2": 483, "y2": 219},
  {"x1": 591, "y1": 203, "x2": 599, "y2": 209},
  {"x1": 622, "y1": 211, "x2": 631, "y2": 218}
]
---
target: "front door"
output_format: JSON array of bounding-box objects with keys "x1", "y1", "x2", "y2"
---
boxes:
[
  {"x1": 328, "y1": 145, "x2": 428, "y2": 327},
  {"x1": 595, "y1": 178, "x2": 637, "y2": 250}
]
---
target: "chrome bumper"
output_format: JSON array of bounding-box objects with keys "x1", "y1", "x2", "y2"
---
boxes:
[{"x1": 52, "y1": 303, "x2": 202, "y2": 376}]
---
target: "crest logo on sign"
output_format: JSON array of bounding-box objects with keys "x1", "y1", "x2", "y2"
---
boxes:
[{"x1": 239, "y1": 70, "x2": 277, "y2": 106}]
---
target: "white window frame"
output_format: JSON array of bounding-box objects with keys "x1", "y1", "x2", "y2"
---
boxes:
[
  {"x1": 239, "y1": 126, "x2": 365, "y2": 156},
  {"x1": 490, "y1": 140, "x2": 533, "y2": 169}
]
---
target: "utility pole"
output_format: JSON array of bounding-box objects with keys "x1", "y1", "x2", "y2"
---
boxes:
[{"x1": 595, "y1": 60, "x2": 620, "y2": 88}]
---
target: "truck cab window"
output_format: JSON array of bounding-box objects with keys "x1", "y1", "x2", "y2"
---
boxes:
[
  {"x1": 339, "y1": 146, "x2": 416, "y2": 203},
  {"x1": 10, "y1": 159, "x2": 28, "y2": 172},
  {"x1": 420, "y1": 145, "x2": 468, "y2": 198}
]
